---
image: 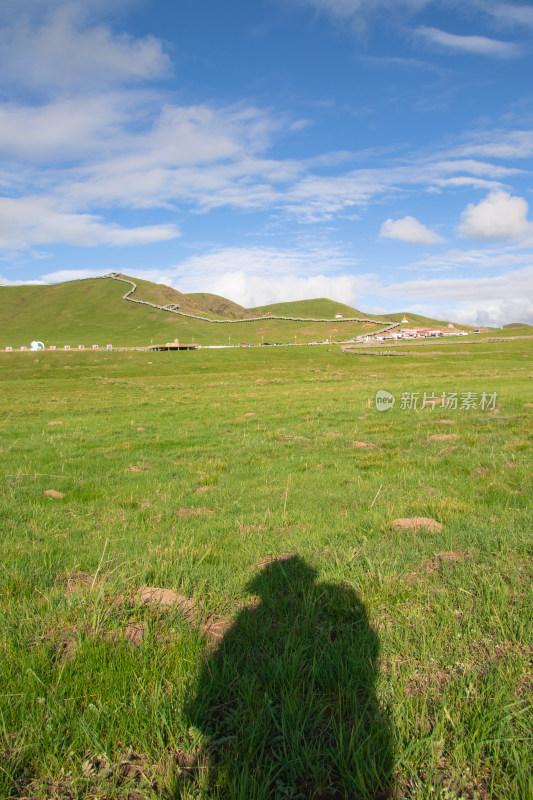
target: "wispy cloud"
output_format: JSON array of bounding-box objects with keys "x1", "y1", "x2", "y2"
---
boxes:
[
  {"x1": 483, "y1": 2, "x2": 533, "y2": 29},
  {"x1": 0, "y1": 197, "x2": 179, "y2": 249},
  {"x1": 0, "y1": 6, "x2": 170, "y2": 93},
  {"x1": 416, "y1": 26, "x2": 521, "y2": 57}
]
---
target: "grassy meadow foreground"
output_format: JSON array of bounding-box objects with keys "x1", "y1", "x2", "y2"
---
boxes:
[{"x1": 0, "y1": 342, "x2": 531, "y2": 799}]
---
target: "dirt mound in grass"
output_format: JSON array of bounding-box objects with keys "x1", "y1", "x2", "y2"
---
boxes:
[
  {"x1": 137, "y1": 586, "x2": 197, "y2": 619},
  {"x1": 44, "y1": 489, "x2": 65, "y2": 498},
  {"x1": 391, "y1": 517, "x2": 443, "y2": 532},
  {"x1": 136, "y1": 586, "x2": 229, "y2": 645},
  {"x1": 524, "y1": 403, "x2": 533, "y2": 408},
  {"x1": 438, "y1": 419, "x2": 454, "y2": 424},
  {"x1": 428, "y1": 433, "x2": 458, "y2": 441},
  {"x1": 352, "y1": 440, "x2": 376, "y2": 448},
  {"x1": 47, "y1": 420, "x2": 63, "y2": 426}
]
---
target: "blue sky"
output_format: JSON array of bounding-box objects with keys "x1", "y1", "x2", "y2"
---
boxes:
[{"x1": 1, "y1": 0, "x2": 533, "y2": 324}]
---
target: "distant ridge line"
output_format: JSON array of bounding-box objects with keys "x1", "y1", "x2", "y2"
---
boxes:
[{"x1": 102, "y1": 273, "x2": 400, "y2": 332}]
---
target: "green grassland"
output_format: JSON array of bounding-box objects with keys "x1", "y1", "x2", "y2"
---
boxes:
[
  {"x1": 250, "y1": 298, "x2": 373, "y2": 319},
  {"x1": 0, "y1": 277, "x2": 391, "y2": 349},
  {"x1": 0, "y1": 339, "x2": 531, "y2": 799}
]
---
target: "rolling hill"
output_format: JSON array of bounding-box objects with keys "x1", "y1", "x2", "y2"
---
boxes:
[{"x1": 250, "y1": 298, "x2": 374, "y2": 319}]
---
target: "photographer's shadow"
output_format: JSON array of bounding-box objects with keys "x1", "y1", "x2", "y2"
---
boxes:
[{"x1": 181, "y1": 556, "x2": 393, "y2": 799}]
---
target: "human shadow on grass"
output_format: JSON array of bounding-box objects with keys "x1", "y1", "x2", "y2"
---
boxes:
[{"x1": 176, "y1": 556, "x2": 393, "y2": 799}]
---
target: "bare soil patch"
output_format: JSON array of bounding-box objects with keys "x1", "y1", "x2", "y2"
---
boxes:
[
  {"x1": 352, "y1": 440, "x2": 376, "y2": 448},
  {"x1": 194, "y1": 485, "x2": 212, "y2": 494},
  {"x1": 409, "y1": 550, "x2": 470, "y2": 581},
  {"x1": 438, "y1": 419, "x2": 455, "y2": 424},
  {"x1": 44, "y1": 489, "x2": 64, "y2": 498},
  {"x1": 524, "y1": 403, "x2": 533, "y2": 408},
  {"x1": 438, "y1": 446, "x2": 458, "y2": 456},
  {"x1": 64, "y1": 571, "x2": 94, "y2": 594},
  {"x1": 256, "y1": 553, "x2": 294, "y2": 569},
  {"x1": 176, "y1": 507, "x2": 213, "y2": 517},
  {"x1": 47, "y1": 420, "x2": 63, "y2": 426},
  {"x1": 428, "y1": 433, "x2": 458, "y2": 441},
  {"x1": 239, "y1": 524, "x2": 265, "y2": 535},
  {"x1": 391, "y1": 517, "x2": 443, "y2": 533}
]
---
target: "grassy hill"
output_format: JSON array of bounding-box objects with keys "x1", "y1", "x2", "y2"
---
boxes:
[
  {"x1": 128, "y1": 278, "x2": 256, "y2": 320},
  {"x1": 385, "y1": 312, "x2": 475, "y2": 329},
  {"x1": 0, "y1": 276, "x2": 392, "y2": 348},
  {"x1": 250, "y1": 298, "x2": 374, "y2": 319}
]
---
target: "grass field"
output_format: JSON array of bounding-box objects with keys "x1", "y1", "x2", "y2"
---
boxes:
[{"x1": 0, "y1": 340, "x2": 531, "y2": 799}]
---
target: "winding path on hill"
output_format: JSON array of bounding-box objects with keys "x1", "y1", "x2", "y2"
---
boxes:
[{"x1": 102, "y1": 273, "x2": 400, "y2": 335}]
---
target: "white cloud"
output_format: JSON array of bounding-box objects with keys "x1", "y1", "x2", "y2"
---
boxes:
[
  {"x1": 383, "y1": 265, "x2": 533, "y2": 325},
  {"x1": 459, "y1": 190, "x2": 533, "y2": 240},
  {"x1": 204, "y1": 271, "x2": 367, "y2": 309},
  {"x1": 380, "y1": 215, "x2": 444, "y2": 243},
  {"x1": 416, "y1": 26, "x2": 521, "y2": 57},
  {"x1": 0, "y1": 197, "x2": 179, "y2": 249},
  {"x1": 0, "y1": 95, "x2": 130, "y2": 162},
  {"x1": 109, "y1": 245, "x2": 374, "y2": 308},
  {"x1": 484, "y1": 3, "x2": 533, "y2": 29},
  {"x1": 0, "y1": 274, "x2": 48, "y2": 286},
  {"x1": 40, "y1": 268, "x2": 111, "y2": 282},
  {"x1": 0, "y1": 7, "x2": 170, "y2": 92}
]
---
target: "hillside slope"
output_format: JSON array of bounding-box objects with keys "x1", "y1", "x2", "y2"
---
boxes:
[
  {"x1": 385, "y1": 311, "x2": 475, "y2": 329},
  {"x1": 251, "y1": 298, "x2": 377, "y2": 319},
  {"x1": 127, "y1": 277, "x2": 256, "y2": 319}
]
